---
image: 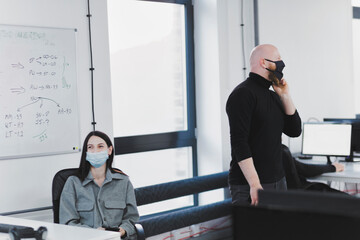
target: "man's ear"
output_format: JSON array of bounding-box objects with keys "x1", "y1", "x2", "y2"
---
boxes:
[{"x1": 260, "y1": 58, "x2": 267, "y2": 69}]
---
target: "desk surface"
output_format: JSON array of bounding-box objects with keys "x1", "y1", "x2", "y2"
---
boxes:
[
  {"x1": 297, "y1": 157, "x2": 360, "y2": 183},
  {"x1": 0, "y1": 216, "x2": 120, "y2": 240}
]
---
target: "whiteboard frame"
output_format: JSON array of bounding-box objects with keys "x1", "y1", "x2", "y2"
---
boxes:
[{"x1": 0, "y1": 24, "x2": 82, "y2": 160}]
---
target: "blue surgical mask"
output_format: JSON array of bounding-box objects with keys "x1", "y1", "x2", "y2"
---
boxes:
[{"x1": 86, "y1": 151, "x2": 109, "y2": 168}]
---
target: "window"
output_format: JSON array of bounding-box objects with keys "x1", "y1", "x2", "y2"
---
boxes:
[{"x1": 107, "y1": 0, "x2": 196, "y2": 215}]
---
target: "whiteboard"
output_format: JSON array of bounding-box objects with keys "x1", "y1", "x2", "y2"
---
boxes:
[{"x1": 0, "y1": 25, "x2": 81, "y2": 159}]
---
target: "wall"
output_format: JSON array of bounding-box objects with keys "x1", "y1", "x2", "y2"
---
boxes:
[
  {"x1": 0, "y1": 0, "x2": 113, "y2": 213},
  {"x1": 353, "y1": 18, "x2": 360, "y2": 113},
  {"x1": 193, "y1": 0, "x2": 255, "y2": 176},
  {"x1": 193, "y1": 0, "x2": 223, "y2": 177},
  {"x1": 193, "y1": 0, "x2": 255, "y2": 203},
  {"x1": 257, "y1": 0, "x2": 355, "y2": 152}
]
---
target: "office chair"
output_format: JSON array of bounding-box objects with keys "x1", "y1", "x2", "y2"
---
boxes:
[
  {"x1": 51, "y1": 168, "x2": 78, "y2": 224},
  {"x1": 51, "y1": 168, "x2": 145, "y2": 240}
]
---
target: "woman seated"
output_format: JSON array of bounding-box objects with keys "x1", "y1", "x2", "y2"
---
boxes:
[
  {"x1": 282, "y1": 144, "x2": 345, "y2": 193},
  {"x1": 60, "y1": 131, "x2": 139, "y2": 238}
]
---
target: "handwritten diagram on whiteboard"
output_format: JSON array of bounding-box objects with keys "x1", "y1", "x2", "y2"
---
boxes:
[{"x1": 0, "y1": 25, "x2": 81, "y2": 159}]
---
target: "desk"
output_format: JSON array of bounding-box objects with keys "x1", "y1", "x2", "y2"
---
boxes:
[
  {"x1": 0, "y1": 216, "x2": 120, "y2": 240},
  {"x1": 297, "y1": 157, "x2": 360, "y2": 184}
]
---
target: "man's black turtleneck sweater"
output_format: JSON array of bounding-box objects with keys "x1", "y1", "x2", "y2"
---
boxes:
[{"x1": 226, "y1": 73, "x2": 302, "y2": 185}]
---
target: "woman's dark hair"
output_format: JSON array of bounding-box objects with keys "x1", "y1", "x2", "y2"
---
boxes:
[{"x1": 77, "y1": 131, "x2": 120, "y2": 181}]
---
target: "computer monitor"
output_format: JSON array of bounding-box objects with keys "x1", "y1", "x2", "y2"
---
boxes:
[
  {"x1": 302, "y1": 123, "x2": 352, "y2": 162},
  {"x1": 323, "y1": 118, "x2": 360, "y2": 161}
]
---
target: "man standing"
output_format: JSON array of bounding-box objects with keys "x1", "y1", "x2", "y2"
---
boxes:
[{"x1": 226, "y1": 44, "x2": 302, "y2": 205}]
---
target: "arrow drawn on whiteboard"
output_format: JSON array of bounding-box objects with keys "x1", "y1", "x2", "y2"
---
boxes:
[
  {"x1": 11, "y1": 63, "x2": 24, "y2": 69},
  {"x1": 17, "y1": 98, "x2": 41, "y2": 111},
  {"x1": 10, "y1": 86, "x2": 26, "y2": 94},
  {"x1": 17, "y1": 96, "x2": 60, "y2": 111},
  {"x1": 38, "y1": 97, "x2": 61, "y2": 107}
]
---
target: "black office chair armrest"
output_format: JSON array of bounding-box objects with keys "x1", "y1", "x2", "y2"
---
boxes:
[{"x1": 135, "y1": 223, "x2": 145, "y2": 240}]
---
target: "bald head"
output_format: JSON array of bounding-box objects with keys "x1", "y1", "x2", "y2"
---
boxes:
[{"x1": 249, "y1": 44, "x2": 281, "y2": 79}]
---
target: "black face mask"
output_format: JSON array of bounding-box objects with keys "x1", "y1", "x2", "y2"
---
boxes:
[{"x1": 265, "y1": 58, "x2": 285, "y2": 81}]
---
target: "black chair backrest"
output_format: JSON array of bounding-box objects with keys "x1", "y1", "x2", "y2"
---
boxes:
[
  {"x1": 52, "y1": 168, "x2": 78, "y2": 223},
  {"x1": 233, "y1": 203, "x2": 360, "y2": 240},
  {"x1": 281, "y1": 144, "x2": 303, "y2": 189},
  {"x1": 258, "y1": 189, "x2": 360, "y2": 218}
]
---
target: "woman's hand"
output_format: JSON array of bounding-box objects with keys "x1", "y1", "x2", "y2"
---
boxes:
[
  {"x1": 333, "y1": 162, "x2": 344, "y2": 172},
  {"x1": 119, "y1": 227, "x2": 126, "y2": 237}
]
